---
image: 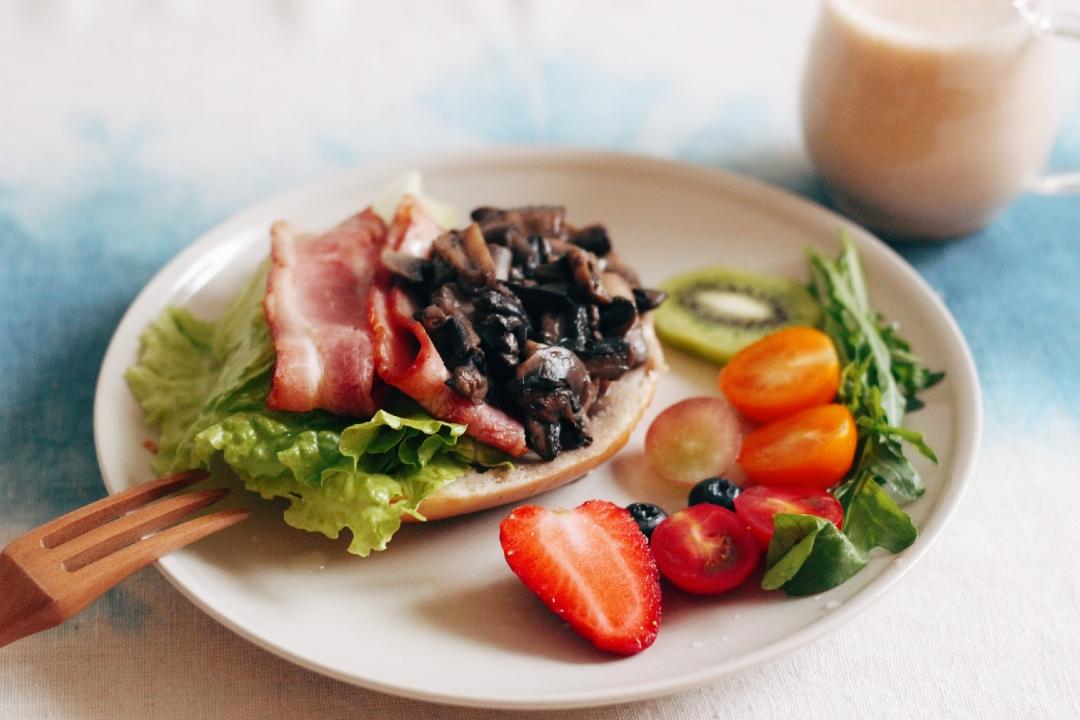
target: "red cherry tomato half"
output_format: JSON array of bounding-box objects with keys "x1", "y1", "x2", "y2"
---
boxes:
[
  {"x1": 650, "y1": 504, "x2": 761, "y2": 595},
  {"x1": 733, "y1": 485, "x2": 844, "y2": 547},
  {"x1": 738, "y1": 403, "x2": 858, "y2": 489},
  {"x1": 718, "y1": 326, "x2": 841, "y2": 423}
]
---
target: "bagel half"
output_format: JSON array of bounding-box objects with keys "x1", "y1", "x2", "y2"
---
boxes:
[{"x1": 416, "y1": 322, "x2": 665, "y2": 520}]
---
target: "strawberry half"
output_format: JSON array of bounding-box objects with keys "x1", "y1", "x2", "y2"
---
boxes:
[{"x1": 499, "y1": 499, "x2": 662, "y2": 655}]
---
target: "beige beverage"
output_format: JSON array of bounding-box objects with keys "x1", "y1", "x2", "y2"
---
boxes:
[{"x1": 802, "y1": 0, "x2": 1060, "y2": 239}]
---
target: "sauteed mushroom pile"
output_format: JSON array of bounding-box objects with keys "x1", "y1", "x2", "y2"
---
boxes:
[{"x1": 381, "y1": 205, "x2": 666, "y2": 460}]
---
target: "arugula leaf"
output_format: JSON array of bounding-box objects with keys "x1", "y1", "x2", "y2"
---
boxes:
[
  {"x1": 762, "y1": 514, "x2": 823, "y2": 589},
  {"x1": 838, "y1": 384, "x2": 933, "y2": 504},
  {"x1": 841, "y1": 480, "x2": 917, "y2": 554},
  {"x1": 762, "y1": 236, "x2": 944, "y2": 594},
  {"x1": 809, "y1": 240, "x2": 906, "y2": 425},
  {"x1": 763, "y1": 515, "x2": 867, "y2": 596},
  {"x1": 880, "y1": 323, "x2": 947, "y2": 411}
]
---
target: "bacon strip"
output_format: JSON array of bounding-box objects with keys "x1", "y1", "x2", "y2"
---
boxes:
[
  {"x1": 370, "y1": 196, "x2": 527, "y2": 456},
  {"x1": 264, "y1": 209, "x2": 387, "y2": 417},
  {"x1": 370, "y1": 286, "x2": 528, "y2": 457}
]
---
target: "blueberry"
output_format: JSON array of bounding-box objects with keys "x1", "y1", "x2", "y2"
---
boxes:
[
  {"x1": 688, "y1": 477, "x2": 741, "y2": 510},
  {"x1": 626, "y1": 503, "x2": 667, "y2": 540}
]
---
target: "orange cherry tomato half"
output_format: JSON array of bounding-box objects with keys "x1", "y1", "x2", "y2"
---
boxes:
[
  {"x1": 718, "y1": 326, "x2": 841, "y2": 423},
  {"x1": 738, "y1": 404, "x2": 857, "y2": 489}
]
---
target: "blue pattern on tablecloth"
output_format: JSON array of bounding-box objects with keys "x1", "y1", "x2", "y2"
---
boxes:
[{"x1": 422, "y1": 53, "x2": 666, "y2": 145}]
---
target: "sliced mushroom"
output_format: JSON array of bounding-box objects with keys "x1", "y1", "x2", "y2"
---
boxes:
[
  {"x1": 598, "y1": 271, "x2": 638, "y2": 337},
  {"x1": 417, "y1": 285, "x2": 488, "y2": 403},
  {"x1": 469, "y1": 206, "x2": 504, "y2": 226},
  {"x1": 564, "y1": 245, "x2": 610, "y2": 304},
  {"x1": 633, "y1": 287, "x2": 668, "y2": 313},
  {"x1": 585, "y1": 303, "x2": 603, "y2": 340},
  {"x1": 529, "y1": 260, "x2": 567, "y2": 285},
  {"x1": 448, "y1": 364, "x2": 489, "y2": 403},
  {"x1": 380, "y1": 249, "x2": 429, "y2": 284},
  {"x1": 558, "y1": 304, "x2": 593, "y2": 353},
  {"x1": 418, "y1": 304, "x2": 478, "y2": 363},
  {"x1": 484, "y1": 225, "x2": 549, "y2": 278},
  {"x1": 514, "y1": 344, "x2": 590, "y2": 416},
  {"x1": 489, "y1": 243, "x2": 512, "y2": 281},
  {"x1": 473, "y1": 284, "x2": 530, "y2": 321},
  {"x1": 477, "y1": 220, "x2": 517, "y2": 248},
  {"x1": 461, "y1": 224, "x2": 495, "y2": 282},
  {"x1": 528, "y1": 235, "x2": 553, "y2": 265},
  {"x1": 431, "y1": 223, "x2": 497, "y2": 288},
  {"x1": 537, "y1": 310, "x2": 564, "y2": 345},
  {"x1": 507, "y1": 282, "x2": 578, "y2": 314},
  {"x1": 560, "y1": 416, "x2": 594, "y2": 452},
  {"x1": 473, "y1": 286, "x2": 531, "y2": 370},
  {"x1": 524, "y1": 418, "x2": 561, "y2": 461},
  {"x1": 544, "y1": 238, "x2": 573, "y2": 260},
  {"x1": 600, "y1": 298, "x2": 637, "y2": 337},
  {"x1": 568, "y1": 224, "x2": 612, "y2": 257},
  {"x1": 509, "y1": 342, "x2": 594, "y2": 458},
  {"x1": 475, "y1": 314, "x2": 521, "y2": 371},
  {"x1": 577, "y1": 338, "x2": 631, "y2": 380}
]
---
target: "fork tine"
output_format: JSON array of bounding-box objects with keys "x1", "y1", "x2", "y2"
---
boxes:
[
  {"x1": 59, "y1": 489, "x2": 231, "y2": 572},
  {"x1": 72, "y1": 509, "x2": 250, "y2": 599},
  {"x1": 38, "y1": 470, "x2": 209, "y2": 549}
]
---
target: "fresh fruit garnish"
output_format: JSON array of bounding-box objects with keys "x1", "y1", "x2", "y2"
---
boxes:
[
  {"x1": 654, "y1": 266, "x2": 821, "y2": 364},
  {"x1": 733, "y1": 485, "x2": 844, "y2": 546},
  {"x1": 718, "y1": 326, "x2": 840, "y2": 422},
  {"x1": 499, "y1": 500, "x2": 662, "y2": 655},
  {"x1": 687, "y1": 477, "x2": 742, "y2": 511},
  {"x1": 738, "y1": 403, "x2": 857, "y2": 489},
  {"x1": 645, "y1": 397, "x2": 741, "y2": 485},
  {"x1": 650, "y1": 504, "x2": 761, "y2": 595},
  {"x1": 626, "y1": 502, "x2": 667, "y2": 541}
]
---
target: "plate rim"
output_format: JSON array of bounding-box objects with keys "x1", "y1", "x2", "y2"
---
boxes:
[{"x1": 92, "y1": 147, "x2": 982, "y2": 710}]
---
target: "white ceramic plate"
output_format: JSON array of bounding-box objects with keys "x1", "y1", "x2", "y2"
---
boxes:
[{"x1": 93, "y1": 149, "x2": 980, "y2": 710}]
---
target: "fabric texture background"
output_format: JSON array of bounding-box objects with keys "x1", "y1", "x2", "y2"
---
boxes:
[{"x1": 2, "y1": 1, "x2": 1079, "y2": 718}]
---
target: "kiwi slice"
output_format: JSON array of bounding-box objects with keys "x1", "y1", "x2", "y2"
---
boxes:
[{"x1": 654, "y1": 265, "x2": 821, "y2": 364}]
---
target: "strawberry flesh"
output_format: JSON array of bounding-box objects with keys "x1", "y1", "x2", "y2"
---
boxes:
[{"x1": 499, "y1": 499, "x2": 662, "y2": 655}]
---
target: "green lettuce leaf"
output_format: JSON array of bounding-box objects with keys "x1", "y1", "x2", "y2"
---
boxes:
[
  {"x1": 125, "y1": 263, "x2": 275, "y2": 473},
  {"x1": 125, "y1": 263, "x2": 508, "y2": 556},
  {"x1": 191, "y1": 409, "x2": 478, "y2": 554}
]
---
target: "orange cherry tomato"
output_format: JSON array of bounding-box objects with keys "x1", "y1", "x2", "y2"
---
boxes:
[
  {"x1": 738, "y1": 404, "x2": 857, "y2": 489},
  {"x1": 718, "y1": 327, "x2": 841, "y2": 423}
]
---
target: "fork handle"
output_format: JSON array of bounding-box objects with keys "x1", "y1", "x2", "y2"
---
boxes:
[{"x1": 0, "y1": 551, "x2": 66, "y2": 648}]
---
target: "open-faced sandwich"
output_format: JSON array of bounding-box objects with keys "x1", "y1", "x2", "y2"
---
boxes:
[{"x1": 126, "y1": 179, "x2": 666, "y2": 555}]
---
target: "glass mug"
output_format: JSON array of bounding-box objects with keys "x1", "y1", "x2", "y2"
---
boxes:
[{"x1": 801, "y1": 0, "x2": 1080, "y2": 240}]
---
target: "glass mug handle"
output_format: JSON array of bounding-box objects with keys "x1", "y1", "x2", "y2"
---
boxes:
[{"x1": 1019, "y1": 1, "x2": 1080, "y2": 194}]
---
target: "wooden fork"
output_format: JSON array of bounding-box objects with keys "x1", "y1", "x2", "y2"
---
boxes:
[{"x1": 0, "y1": 470, "x2": 248, "y2": 647}]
